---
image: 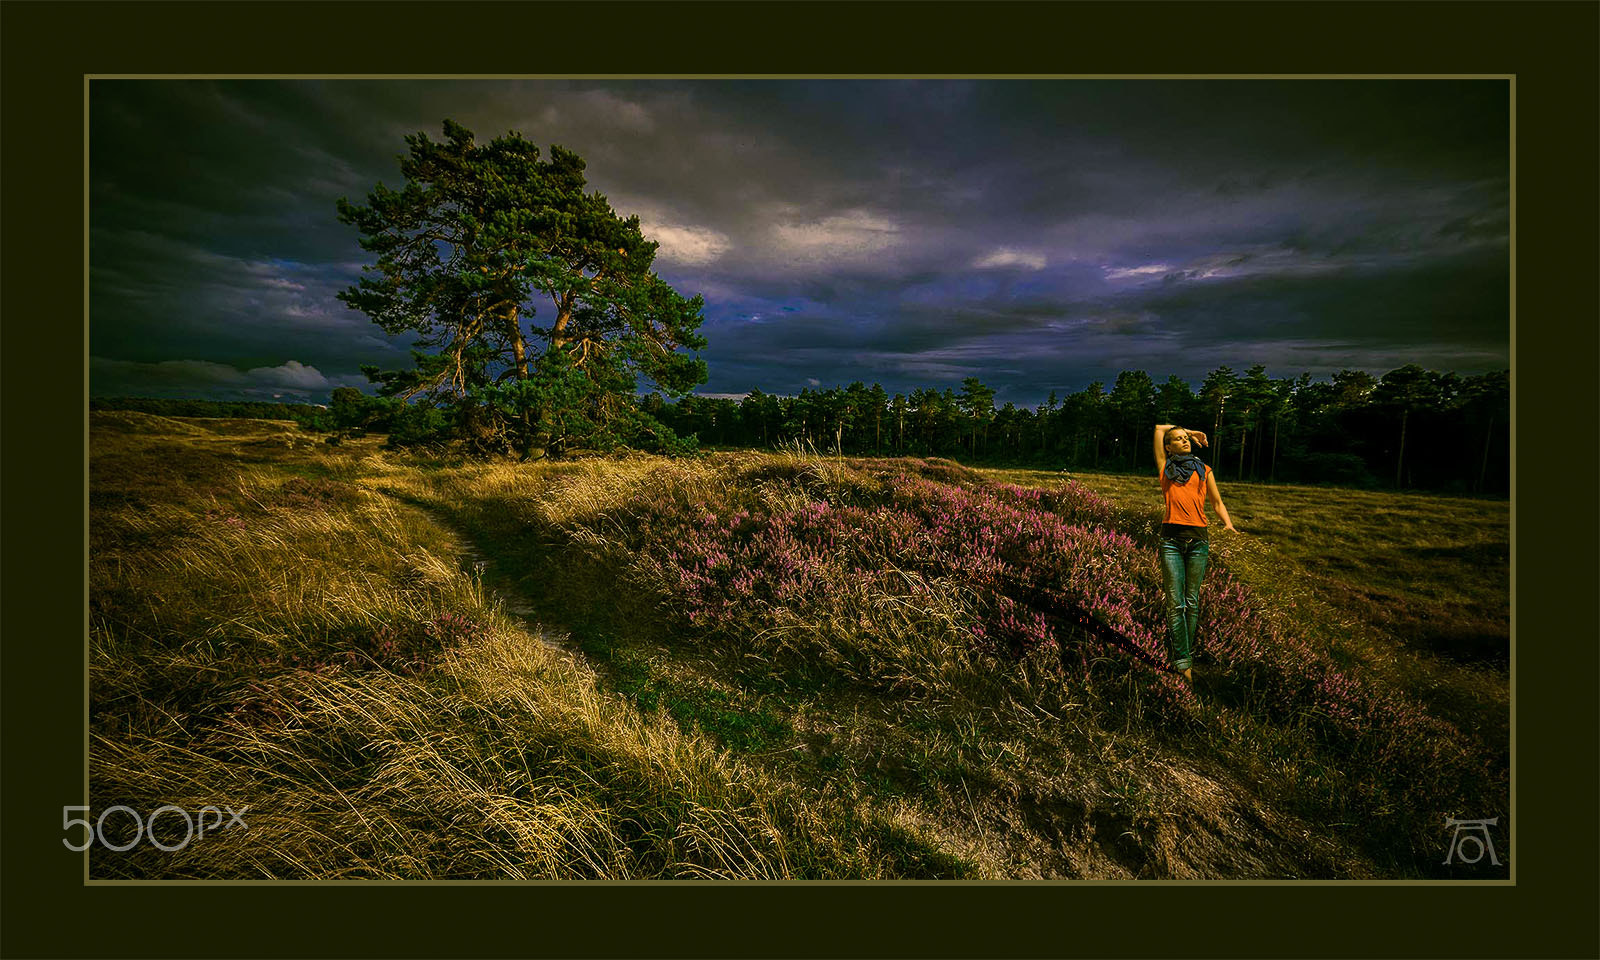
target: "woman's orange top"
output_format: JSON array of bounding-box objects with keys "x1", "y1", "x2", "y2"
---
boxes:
[{"x1": 1160, "y1": 464, "x2": 1210, "y2": 528}]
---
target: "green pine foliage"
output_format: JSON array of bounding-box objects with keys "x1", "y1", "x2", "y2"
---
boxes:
[
  {"x1": 335, "y1": 120, "x2": 708, "y2": 458},
  {"x1": 652, "y1": 364, "x2": 1508, "y2": 495}
]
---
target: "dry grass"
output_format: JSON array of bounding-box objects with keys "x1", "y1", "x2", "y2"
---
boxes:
[
  {"x1": 91, "y1": 416, "x2": 871, "y2": 878},
  {"x1": 88, "y1": 414, "x2": 1509, "y2": 879}
]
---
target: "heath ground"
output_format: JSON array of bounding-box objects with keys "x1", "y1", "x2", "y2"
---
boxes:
[{"x1": 88, "y1": 411, "x2": 1509, "y2": 879}]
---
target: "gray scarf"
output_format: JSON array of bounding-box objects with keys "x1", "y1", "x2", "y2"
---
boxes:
[{"x1": 1163, "y1": 453, "x2": 1206, "y2": 486}]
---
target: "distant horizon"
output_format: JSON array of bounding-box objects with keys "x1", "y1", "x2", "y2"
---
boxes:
[{"x1": 88, "y1": 360, "x2": 1509, "y2": 410}]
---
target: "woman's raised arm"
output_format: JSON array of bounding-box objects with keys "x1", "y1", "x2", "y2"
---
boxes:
[
  {"x1": 1153, "y1": 424, "x2": 1175, "y2": 475},
  {"x1": 1153, "y1": 424, "x2": 1209, "y2": 476}
]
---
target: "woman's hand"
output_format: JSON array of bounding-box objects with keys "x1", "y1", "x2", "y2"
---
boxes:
[{"x1": 1188, "y1": 430, "x2": 1208, "y2": 448}]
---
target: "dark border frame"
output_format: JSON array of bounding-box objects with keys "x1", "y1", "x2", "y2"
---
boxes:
[{"x1": 5, "y1": 2, "x2": 1595, "y2": 957}]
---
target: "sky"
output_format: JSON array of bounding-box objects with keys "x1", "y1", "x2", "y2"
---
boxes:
[{"x1": 89, "y1": 79, "x2": 1510, "y2": 408}]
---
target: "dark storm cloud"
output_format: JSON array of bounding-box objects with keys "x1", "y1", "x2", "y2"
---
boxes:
[{"x1": 89, "y1": 78, "x2": 1509, "y2": 405}]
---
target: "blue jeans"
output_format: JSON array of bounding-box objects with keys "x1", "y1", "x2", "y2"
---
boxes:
[{"x1": 1159, "y1": 537, "x2": 1209, "y2": 671}]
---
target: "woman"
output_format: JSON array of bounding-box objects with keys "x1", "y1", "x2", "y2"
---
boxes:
[{"x1": 1152, "y1": 423, "x2": 1238, "y2": 682}]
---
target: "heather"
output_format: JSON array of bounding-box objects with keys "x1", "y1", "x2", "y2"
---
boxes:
[
  {"x1": 545, "y1": 453, "x2": 1500, "y2": 873},
  {"x1": 88, "y1": 412, "x2": 1509, "y2": 878}
]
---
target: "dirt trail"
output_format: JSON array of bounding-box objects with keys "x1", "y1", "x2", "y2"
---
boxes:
[{"x1": 371, "y1": 484, "x2": 585, "y2": 660}]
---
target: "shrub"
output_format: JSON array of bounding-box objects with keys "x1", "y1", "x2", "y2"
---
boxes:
[
  {"x1": 574, "y1": 456, "x2": 1488, "y2": 818},
  {"x1": 384, "y1": 403, "x2": 452, "y2": 449}
]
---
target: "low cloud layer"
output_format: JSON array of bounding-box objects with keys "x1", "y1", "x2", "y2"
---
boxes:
[{"x1": 90, "y1": 356, "x2": 358, "y2": 400}]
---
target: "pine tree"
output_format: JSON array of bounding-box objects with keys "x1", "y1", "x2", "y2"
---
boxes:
[{"x1": 337, "y1": 120, "x2": 707, "y2": 457}]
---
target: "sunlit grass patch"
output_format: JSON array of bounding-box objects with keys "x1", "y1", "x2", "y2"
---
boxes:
[
  {"x1": 88, "y1": 415, "x2": 976, "y2": 878},
  {"x1": 95, "y1": 627, "x2": 813, "y2": 879}
]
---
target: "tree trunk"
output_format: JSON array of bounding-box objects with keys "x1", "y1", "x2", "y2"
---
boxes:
[
  {"x1": 508, "y1": 304, "x2": 529, "y2": 379},
  {"x1": 1237, "y1": 417, "x2": 1248, "y2": 481},
  {"x1": 1395, "y1": 408, "x2": 1408, "y2": 489},
  {"x1": 1213, "y1": 400, "x2": 1225, "y2": 472},
  {"x1": 1477, "y1": 414, "x2": 1493, "y2": 493},
  {"x1": 540, "y1": 299, "x2": 575, "y2": 453},
  {"x1": 1252, "y1": 412, "x2": 1263, "y2": 480},
  {"x1": 1271, "y1": 414, "x2": 1280, "y2": 483},
  {"x1": 551, "y1": 290, "x2": 575, "y2": 349}
]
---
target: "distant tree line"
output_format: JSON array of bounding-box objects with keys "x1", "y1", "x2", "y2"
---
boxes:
[
  {"x1": 647, "y1": 364, "x2": 1509, "y2": 495},
  {"x1": 96, "y1": 361, "x2": 1509, "y2": 495}
]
